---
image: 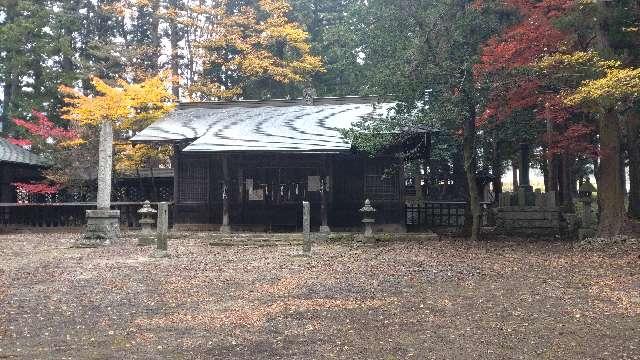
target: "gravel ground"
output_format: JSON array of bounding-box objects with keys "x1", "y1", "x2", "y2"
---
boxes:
[{"x1": 0, "y1": 232, "x2": 639, "y2": 359}]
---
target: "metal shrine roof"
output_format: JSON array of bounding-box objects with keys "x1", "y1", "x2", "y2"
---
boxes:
[
  {"x1": 132, "y1": 96, "x2": 395, "y2": 153},
  {"x1": 0, "y1": 137, "x2": 48, "y2": 166}
]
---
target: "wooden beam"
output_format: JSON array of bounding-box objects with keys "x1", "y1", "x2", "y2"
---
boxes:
[
  {"x1": 220, "y1": 155, "x2": 231, "y2": 233},
  {"x1": 320, "y1": 156, "x2": 331, "y2": 234}
]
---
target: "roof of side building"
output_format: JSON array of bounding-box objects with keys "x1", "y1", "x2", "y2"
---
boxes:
[{"x1": 0, "y1": 137, "x2": 48, "y2": 166}]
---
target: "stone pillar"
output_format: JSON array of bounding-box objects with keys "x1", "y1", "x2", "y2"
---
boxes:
[
  {"x1": 302, "y1": 201, "x2": 311, "y2": 254},
  {"x1": 153, "y1": 202, "x2": 169, "y2": 258},
  {"x1": 220, "y1": 156, "x2": 231, "y2": 233},
  {"x1": 77, "y1": 121, "x2": 119, "y2": 247},
  {"x1": 97, "y1": 121, "x2": 112, "y2": 209},
  {"x1": 517, "y1": 143, "x2": 534, "y2": 206},
  {"x1": 319, "y1": 176, "x2": 330, "y2": 234},
  {"x1": 518, "y1": 143, "x2": 532, "y2": 191}
]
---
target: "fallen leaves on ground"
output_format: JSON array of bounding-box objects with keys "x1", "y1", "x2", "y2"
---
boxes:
[{"x1": 0, "y1": 232, "x2": 638, "y2": 359}]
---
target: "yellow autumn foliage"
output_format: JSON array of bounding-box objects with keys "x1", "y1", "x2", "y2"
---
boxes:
[
  {"x1": 115, "y1": 143, "x2": 173, "y2": 173},
  {"x1": 59, "y1": 74, "x2": 175, "y2": 132},
  {"x1": 537, "y1": 51, "x2": 640, "y2": 113},
  {"x1": 59, "y1": 74, "x2": 175, "y2": 172},
  {"x1": 564, "y1": 67, "x2": 640, "y2": 111},
  {"x1": 535, "y1": 51, "x2": 621, "y2": 76}
]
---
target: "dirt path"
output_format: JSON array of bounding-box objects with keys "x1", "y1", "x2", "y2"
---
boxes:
[{"x1": 1, "y1": 233, "x2": 638, "y2": 359}]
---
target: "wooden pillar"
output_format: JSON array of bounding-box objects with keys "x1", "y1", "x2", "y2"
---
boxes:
[
  {"x1": 220, "y1": 155, "x2": 231, "y2": 233},
  {"x1": 172, "y1": 143, "x2": 180, "y2": 219},
  {"x1": 320, "y1": 157, "x2": 330, "y2": 234},
  {"x1": 0, "y1": 164, "x2": 7, "y2": 203}
]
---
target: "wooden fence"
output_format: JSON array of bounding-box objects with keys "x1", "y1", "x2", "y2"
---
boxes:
[
  {"x1": 405, "y1": 201, "x2": 492, "y2": 231},
  {"x1": 0, "y1": 202, "x2": 174, "y2": 231}
]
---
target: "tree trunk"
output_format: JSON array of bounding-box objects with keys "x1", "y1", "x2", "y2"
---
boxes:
[
  {"x1": 1, "y1": 0, "x2": 17, "y2": 133},
  {"x1": 491, "y1": 140, "x2": 502, "y2": 204},
  {"x1": 169, "y1": 0, "x2": 181, "y2": 98},
  {"x1": 511, "y1": 161, "x2": 518, "y2": 190},
  {"x1": 150, "y1": 0, "x2": 161, "y2": 72},
  {"x1": 463, "y1": 104, "x2": 481, "y2": 241},
  {"x1": 596, "y1": 109, "x2": 626, "y2": 236},
  {"x1": 627, "y1": 112, "x2": 640, "y2": 218},
  {"x1": 560, "y1": 154, "x2": 575, "y2": 212},
  {"x1": 97, "y1": 121, "x2": 114, "y2": 210}
]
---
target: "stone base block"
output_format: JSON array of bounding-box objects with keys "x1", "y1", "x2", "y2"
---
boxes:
[
  {"x1": 151, "y1": 250, "x2": 170, "y2": 258},
  {"x1": 137, "y1": 235, "x2": 156, "y2": 246},
  {"x1": 75, "y1": 210, "x2": 120, "y2": 247},
  {"x1": 579, "y1": 228, "x2": 596, "y2": 241},
  {"x1": 319, "y1": 225, "x2": 331, "y2": 234}
]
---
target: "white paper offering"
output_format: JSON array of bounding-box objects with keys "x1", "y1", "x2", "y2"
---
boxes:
[
  {"x1": 249, "y1": 188, "x2": 264, "y2": 201},
  {"x1": 308, "y1": 176, "x2": 321, "y2": 191}
]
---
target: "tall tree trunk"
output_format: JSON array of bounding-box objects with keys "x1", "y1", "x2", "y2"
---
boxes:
[
  {"x1": 627, "y1": 112, "x2": 640, "y2": 218},
  {"x1": 560, "y1": 154, "x2": 575, "y2": 212},
  {"x1": 97, "y1": 121, "x2": 114, "y2": 210},
  {"x1": 511, "y1": 160, "x2": 518, "y2": 191},
  {"x1": 463, "y1": 103, "x2": 481, "y2": 241},
  {"x1": 491, "y1": 139, "x2": 502, "y2": 204},
  {"x1": 150, "y1": 0, "x2": 161, "y2": 72},
  {"x1": 1, "y1": 0, "x2": 18, "y2": 133},
  {"x1": 596, "y1": 109, "x2": 626, "y2": 236},
  {"x1": 169, "y1": 0, "x2": 181, "y2": 98}
]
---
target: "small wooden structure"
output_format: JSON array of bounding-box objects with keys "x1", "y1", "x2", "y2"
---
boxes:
[
  {"x1": 133, "y1": 96, "x2": 414, "y2": 232},
  {"x1": 0, "y1": 138, "x2": 48, "y2": 203}
]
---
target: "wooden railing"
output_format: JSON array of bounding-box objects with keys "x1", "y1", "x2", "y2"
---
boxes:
[
  {"x1": 405, "y1": 201, "x2": 492, "y2": 230},
  {"x1": 0, "y1": 202, "x2": 174, "y2": 231}
]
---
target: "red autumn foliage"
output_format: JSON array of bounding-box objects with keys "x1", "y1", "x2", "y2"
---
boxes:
[
  {"x1": 11, "y1": 182, "x2": 61, "y2": 195},
  {"x1": 6, "y1": 136, "x2": 33, "y2": 148},
  {"x1": 474, "y1": 0, "x2": 572, "y2": 78},
  {"x1": 474, "y1": 0, "x2": 595, "y2": 158},
  {"x1": 11, "y1": 110, "x2": 79, "y2": 143},
  {"x1": 537, "y1": 94, "x2": 573, "y2": 124},
  {"x1": 547, "y1": 123, "x2": 597, "y2": 157}
]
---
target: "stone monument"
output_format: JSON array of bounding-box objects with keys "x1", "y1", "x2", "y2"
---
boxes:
[
  {"x1": 302, "y1": 201, "x2": 311, "y2": 255},
  {"x1": 152, "y1": 202, "x2": 170, "y2": 258},
  {"x1": 517, "y1": 143, "x2": 534, "y2": 206},
  {"x1": 75, "y1": 121, "x2": 120, "y2": 247}
]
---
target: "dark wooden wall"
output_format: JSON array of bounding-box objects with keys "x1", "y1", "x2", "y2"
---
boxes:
[{"x1": 174, "y1": 152, "x2": 405, "y2": 229}]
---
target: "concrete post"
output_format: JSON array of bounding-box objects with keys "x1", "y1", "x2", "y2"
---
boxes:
[
  {"x1": 153, "y1": 202, "x2": 169, "y2": 257},
  {"x1": 302, "y1": 201, "x2": 311, "y2": 254}
]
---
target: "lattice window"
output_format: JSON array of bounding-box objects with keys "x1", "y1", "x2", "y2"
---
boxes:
[
  {"x1": 364, "y1": 174, "x2": 399, "y2": 201},
  {"x1": 179, "y1": 160, "x2": 209, "y2": 203}
]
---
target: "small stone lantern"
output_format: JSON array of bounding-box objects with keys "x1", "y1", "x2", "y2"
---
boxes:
[
  {"x1": 578, "y1": 181, "x2": 597, "y2": 240},
  {"x1": 137, "y1": 200, "x2": 157, "y2": 246},
  {"x1": 359, "y1": 199, "x2": 377, "y2": 237}
]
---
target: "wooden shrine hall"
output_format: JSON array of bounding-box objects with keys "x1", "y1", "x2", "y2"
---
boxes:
[
  {"x1": 0, "y1": 137, "x2": 48, "y2": 203},
  {"x1": 133, "y1": 96, "x2": 420, "y2": 232}
]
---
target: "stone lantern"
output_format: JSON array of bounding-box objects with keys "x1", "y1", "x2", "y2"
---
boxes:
[
  {"x1": 137, "y1": 200, "x2": 157, "y2": 246},
  {"x1": 359, "y1": 199, "x2": 376, "y2": 237},
  {"x1": 578, "y1": 181, "x2": 597, "y2": 240}
]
